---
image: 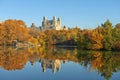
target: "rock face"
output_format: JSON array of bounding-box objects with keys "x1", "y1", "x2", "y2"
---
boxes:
[
  {"x1": 12, "y1": 40, "x2": 35, "y2": 48},
  {"x1": 41, "y1": 16, "x2": 62, "y2": 31}
]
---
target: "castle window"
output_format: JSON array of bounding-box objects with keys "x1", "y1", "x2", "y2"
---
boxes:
[
  {"x1": 51, "y1": 22, "x2": 53, "y2": 25},
  {"x1": 50, "y1": 26, "x2": 53, "y2": 29}
]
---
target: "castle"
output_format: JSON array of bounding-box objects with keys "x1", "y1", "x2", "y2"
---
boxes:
[{"x1": 41, "y1": 16, "x2": 62, "y2": 30}]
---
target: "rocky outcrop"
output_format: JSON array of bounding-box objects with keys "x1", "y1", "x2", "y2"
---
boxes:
[{"x1": 12, "y1": 40, "x2": 35, "y2": 48}]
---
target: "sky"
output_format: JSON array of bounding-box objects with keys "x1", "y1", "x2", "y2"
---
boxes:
[{"x1": 0, "y1": 0, "x2": 120, "y2": 29}]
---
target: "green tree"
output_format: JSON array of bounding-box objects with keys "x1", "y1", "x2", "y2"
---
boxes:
[
  {"x1": 102, "y1": 20, "x2": 113, "y2": 50},
  {"x1": 77, "y1": 32, "x2": 85, "y2": 49},
  {"x1": 112, "y1": 27, "x2": 120, "y2": 50}
]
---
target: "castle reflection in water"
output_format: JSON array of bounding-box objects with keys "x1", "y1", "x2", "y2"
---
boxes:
[{"x1": 40, "y1": 59, "x2": 61, "y2": 73}]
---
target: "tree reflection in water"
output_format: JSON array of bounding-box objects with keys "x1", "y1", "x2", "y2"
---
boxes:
[{"x1": 0, "y1": 46, "x2": 120, "y2": 80}]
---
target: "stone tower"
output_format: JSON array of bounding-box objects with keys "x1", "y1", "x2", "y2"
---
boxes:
[
  {"x1": 56, "y1": 17, "x2": 61, "y2": 30},
  {"x1": 53, "y1": 16, "x2": 57, "y2": 27},
  {"x1": 41, "y1": 16, "x2": 62, "y2": 31}
]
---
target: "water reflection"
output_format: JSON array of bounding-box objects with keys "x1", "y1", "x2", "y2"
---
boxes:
[
  {"x1": 40, "y1": 59, "x2": 61, "y2": 73},
  {"x1": 0, "y1": 46, "x2": 120, "y2": 80}
]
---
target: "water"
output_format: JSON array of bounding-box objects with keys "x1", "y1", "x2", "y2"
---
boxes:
[{"x1": 0, "y1": 47, "x2": 120, "y2": 80}]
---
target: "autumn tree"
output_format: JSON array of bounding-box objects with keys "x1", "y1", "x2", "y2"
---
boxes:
[
  {"x1": 29, "y1": 23, "x2": 40, "y2": 38},
  {"x1": 37, "y1": 32, "x2": 46, "y2": 46},
  {"x1": 0, "y1": 19, "x2": 30, "y2": 45},
  {"x1": 0, "y1": 23, "x2": 6, "y2": 45},
  {"x1": 28, "y1": 36, "x2": 38, "y2": 46},
  {"x1": 85, "y1": 29, "x2": 103, "y2": 50}
]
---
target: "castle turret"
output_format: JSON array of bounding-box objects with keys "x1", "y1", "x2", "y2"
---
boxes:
[
  {"x1": 53, "y1": 16, "x2": 56, "y2": 21},
  {"x1": 42, "y1": 16, "x2": 47, "y2": 27},
  {"x1": 53, "y1": 16, "x2": 57, "y2": 27},
  {"x1": 57, "y1": 17, "x2": 61, "y2": 26},
  {"x1": 31, "y1": 23, "x2": 36, "y2": 28},
  {"x1": 43, "y1": 16, "x2": 46, "y2": 21},
  {"x1": 55, "y1": 17, "x2": 61, "y2": 30}
]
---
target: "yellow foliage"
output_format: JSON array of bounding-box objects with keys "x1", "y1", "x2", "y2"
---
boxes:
[{"x1": 28, "y1": 37, "x2": 38, "y2": 45}]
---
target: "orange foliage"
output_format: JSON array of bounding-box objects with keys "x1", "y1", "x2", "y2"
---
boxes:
[
  {"x1": 0, "y1": 19, "x2": 30, "y2": 45},
  {"x1": 85, "y1": 30, "x2": 103, "y2": 50},
  {"x1": 90, "y1": 52, "x2": 103, "y2": 70}
]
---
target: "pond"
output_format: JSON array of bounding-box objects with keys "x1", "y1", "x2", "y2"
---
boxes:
[{"x1": 0, "y1": 46, "x2": 120, "y2": 80}]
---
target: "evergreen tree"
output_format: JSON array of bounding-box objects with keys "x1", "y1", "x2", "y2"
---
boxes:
[{"x1": 102, "y1": 20, "x2": 113, "y2": 50}]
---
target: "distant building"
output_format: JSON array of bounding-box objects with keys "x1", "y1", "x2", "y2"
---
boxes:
[
  {"x1": 30, "y1": 23, "x2": 40, "y2": 30},
  {"x1": 41, "y1": 16, "x2": 62, "y2": 31},
  {"x1": 31, "y1": 23, "x2": 36, "y2": 28}
]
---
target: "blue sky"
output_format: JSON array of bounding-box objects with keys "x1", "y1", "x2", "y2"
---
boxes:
[{"x1": 0, "y1": 0, "x2": 120, "y2": 29}]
